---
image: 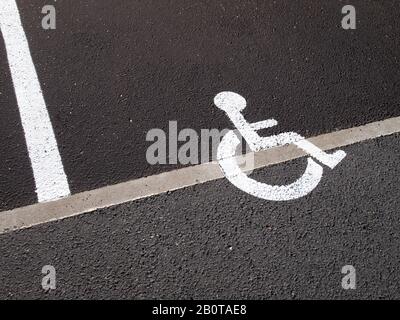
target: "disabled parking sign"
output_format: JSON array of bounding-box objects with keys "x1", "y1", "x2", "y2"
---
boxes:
[{"x1": 214, "y1": 92, "x2": 346, "y2": 201}]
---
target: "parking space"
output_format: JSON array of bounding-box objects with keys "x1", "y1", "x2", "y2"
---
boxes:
[{"x1": 0, "y1": 0, "x2": 398, "y2": 212}]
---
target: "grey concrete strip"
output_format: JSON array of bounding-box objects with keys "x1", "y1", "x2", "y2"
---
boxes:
[{"x1": 0, "y1": 116, "x2": 399, "y2": 234}]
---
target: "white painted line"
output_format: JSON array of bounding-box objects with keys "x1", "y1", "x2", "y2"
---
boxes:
[
  {"x1": 0, "y1": 116, "x2": 399, "y2": 234},
  {"x1": 0, "y1": 0, "x2": 70, "y2": 202}
]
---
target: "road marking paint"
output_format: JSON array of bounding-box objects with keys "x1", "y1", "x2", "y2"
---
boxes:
[
  {"x1": 214, "y1": 92, "x2": 346, "y2": 201},
  {"x1": 0, "y1": 116, "x2": 399, "y2": 234},
  {"x1": 0, "y1": 0, "x2": 70, "y2": 202},
  {"x1": 217, "y1": 130, "x2": 324, "y2": 201}
]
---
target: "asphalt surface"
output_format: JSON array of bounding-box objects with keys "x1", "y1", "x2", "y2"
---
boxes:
[
  {"x1": 0, "y1": 0, "x2": 399, "y2": 300},
  {"x1": 0, "y1": 134, "x2": 399, "y2": 299},
  {"x1": 1, "y1": 0, "x2": 400, "y2": 210},
  {"x1": 0, "y1": 34, "x2": 37, "y2": 210}
]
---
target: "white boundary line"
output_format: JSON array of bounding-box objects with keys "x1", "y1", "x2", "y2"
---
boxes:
[
  {"x1": 0, "y1": 0, "x2": 70, "y2": 202},
  {"x1": 0, "y1": 116, "x2": 399, "y2": 234}
]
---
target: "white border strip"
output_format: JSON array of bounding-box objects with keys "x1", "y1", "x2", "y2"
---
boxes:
[
  {"x1": 0, "y1": 0, "x2": 70, "y2": 202},
  {"x1": 0, "y1": 116, "x2": 399, "y2": 234}
]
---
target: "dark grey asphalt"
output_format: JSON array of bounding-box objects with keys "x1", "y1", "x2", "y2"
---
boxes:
[
  {"x1": 0, "y1": 34, "x2": 37, "y2": 210},
  {"x1": 1, "y1": 0, "x2": 400, "y2": 210},
  {"x1": 0, "y1": 134, "x2": 399, "y2": 299}
]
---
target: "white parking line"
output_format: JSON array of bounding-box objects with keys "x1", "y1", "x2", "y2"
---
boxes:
[
  {"x1": 0, "y1": 116, "x2": 399, "y2": 234},
  {"x1": 0, "y1": 0, "x2": 70, "y2": 202}
]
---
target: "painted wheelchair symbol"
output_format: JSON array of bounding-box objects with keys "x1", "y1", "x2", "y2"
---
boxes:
[{"x1": 214, "y1": 92, "x2": 346, "y2": 201}]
